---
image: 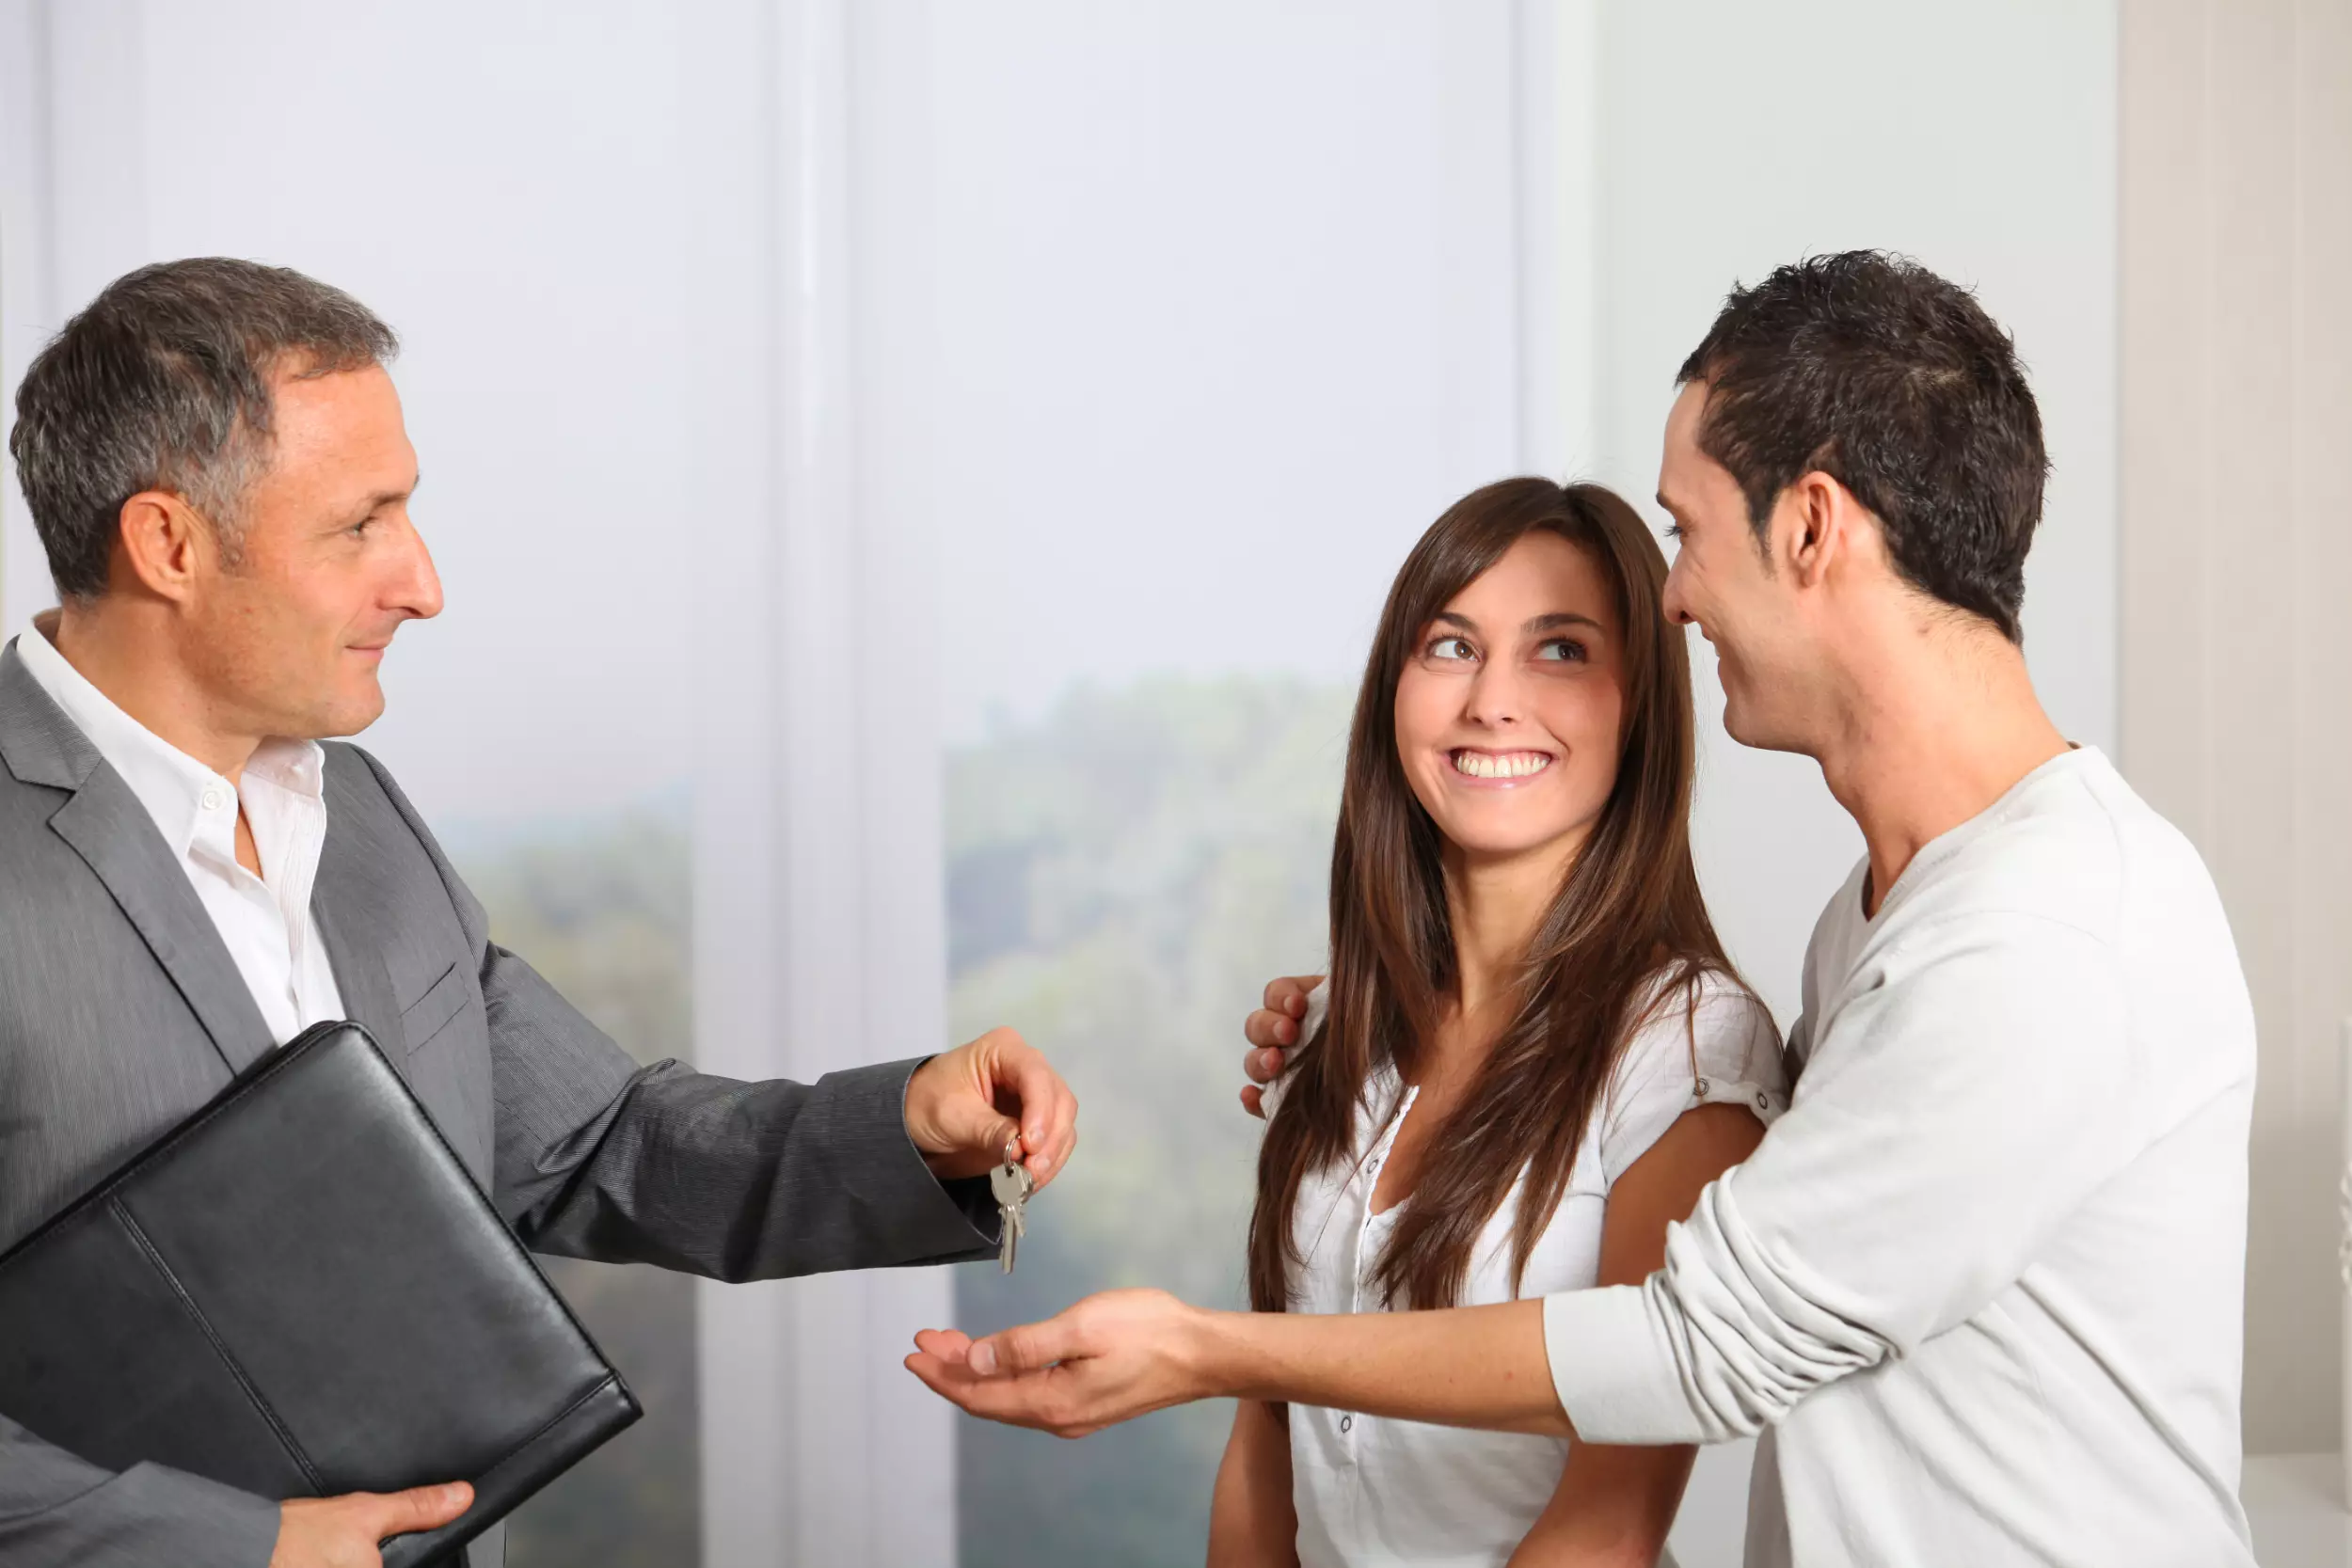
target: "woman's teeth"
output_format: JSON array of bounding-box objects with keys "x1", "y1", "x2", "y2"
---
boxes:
[{"x1": 1451, "y1": 751, "x2": 1552, "y2": 780}]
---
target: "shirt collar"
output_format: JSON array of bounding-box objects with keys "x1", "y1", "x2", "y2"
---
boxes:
[
  {"x1": 14, "y1": 618, "x2": 325, "y2": 854},
  {"x1": 245, "y1": 735, "x2": 327, "y2": 800}
]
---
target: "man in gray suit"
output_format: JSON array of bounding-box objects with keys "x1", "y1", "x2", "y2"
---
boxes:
[{"x1": 0, "y1": 258, "x2": 1080, "y2": 1568}]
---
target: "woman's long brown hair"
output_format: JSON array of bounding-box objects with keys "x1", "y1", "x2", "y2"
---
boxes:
[{"x1": 1248, "y1": 478, "x2": 1741, "y2": 1315}]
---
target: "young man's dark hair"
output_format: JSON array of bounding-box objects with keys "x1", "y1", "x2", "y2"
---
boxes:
[{"x1": 1675, "y1": 249, "x2": 2047, "y2": 642}]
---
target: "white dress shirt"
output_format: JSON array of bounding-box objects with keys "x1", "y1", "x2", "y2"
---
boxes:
[
  {"x1": 18, "y1": 623, "x2": 345, "y2": 1045},
  {"x1": 1279, "y1": 971, "x2": 1786, "y2": 1568},
  {"x1": 1541, "y1": 749, "x2": 2258, "y2": 1568}
]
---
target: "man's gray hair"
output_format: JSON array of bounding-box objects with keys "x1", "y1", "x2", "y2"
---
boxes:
[{"x1": 7, "y1": 258, "x2": 398, "y2": 600}]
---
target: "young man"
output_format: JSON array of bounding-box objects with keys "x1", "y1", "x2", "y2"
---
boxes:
[
  {"x1": 908, "y1": 252, "x2": 2257, "y2": 1567},
  {"x1": 0, "y1": 259, "x2": 1080, "y2": 1568}
]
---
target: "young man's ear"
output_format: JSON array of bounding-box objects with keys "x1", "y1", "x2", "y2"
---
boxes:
[
  {"x1": 1780, "y1": 470, "x2": 1867, "y2": 589},
  {"x1": 114, "y1": 490, "x2": 209, "y2": 603}
]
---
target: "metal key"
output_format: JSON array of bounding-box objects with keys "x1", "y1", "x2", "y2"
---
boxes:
[{"x1": 990, "y1": 1142, "x2": 1034, "y2": 1275}]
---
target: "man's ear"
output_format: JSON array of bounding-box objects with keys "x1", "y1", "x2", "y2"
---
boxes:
[
  {"x1": 1779, "y1": 470, "x2": 1853, "y2": 589},
  {"x1": 114, "y1": 490, "x2": 209, "y2": 603}
]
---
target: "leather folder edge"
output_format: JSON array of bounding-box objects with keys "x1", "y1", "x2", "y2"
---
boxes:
[{"x1": 379, "y1": 1371, "x2": 643, "y2": 1568}]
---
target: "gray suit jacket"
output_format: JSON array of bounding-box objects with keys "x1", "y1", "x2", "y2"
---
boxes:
[{"x1": 0, "y1": 639, "x2": 997, "y2": 1567}]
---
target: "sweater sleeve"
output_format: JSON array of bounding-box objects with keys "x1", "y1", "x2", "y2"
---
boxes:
[{"x1": 1543, "y1": 912, "x2": 2144, "y2": 1444}]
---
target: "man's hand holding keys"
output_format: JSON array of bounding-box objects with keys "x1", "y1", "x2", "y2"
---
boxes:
[{"x1": 904, "y1": 1024, "x2": 1078, "y2": 1189}]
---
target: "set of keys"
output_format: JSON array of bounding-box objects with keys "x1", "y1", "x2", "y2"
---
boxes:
[{"x1": 990, "y1": 1140, "x2": 1035, "y2": 1274}]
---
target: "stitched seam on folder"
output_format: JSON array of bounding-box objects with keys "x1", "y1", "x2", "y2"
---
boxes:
[
  {"x1": 494, "y1": 1371, "x2": 623, "y2": 1471},
  {"x1": 109, "y1": 1196, "x2": 328, "y2": 1495}
]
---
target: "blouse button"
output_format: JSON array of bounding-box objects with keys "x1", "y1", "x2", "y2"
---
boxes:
[
  {"x1": 1756, "y1": 1090, "x2": 1771, "y2": 1110},
  {"x1": 1340, "y1": 1415, "x2": 1354, "y2": 1433}
]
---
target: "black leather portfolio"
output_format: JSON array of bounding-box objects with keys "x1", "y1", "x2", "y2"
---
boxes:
[{"x1": 0, "y1": 1021, "x2": 640, "y2": 1566}]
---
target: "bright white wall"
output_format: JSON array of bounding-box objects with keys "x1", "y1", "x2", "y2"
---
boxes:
[{"x1": 0, "y1": 0, "x2": 53, "y2": 638}]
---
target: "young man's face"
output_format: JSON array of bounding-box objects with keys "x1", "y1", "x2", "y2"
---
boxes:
[{"x1": 1655, "y1": 381, "x2": 1815, "y2": 753}]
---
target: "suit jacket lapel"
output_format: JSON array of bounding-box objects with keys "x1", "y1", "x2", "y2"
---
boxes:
[
  {"x1": 0, "y1": 644, "x2": 278, "y2": 1078},
  {"x1": 47, "y1": 784, "x2": 278, "y2": 1075},
  {"x1": 310, "y1": 850, "x2": 401, "y2": 1060}
]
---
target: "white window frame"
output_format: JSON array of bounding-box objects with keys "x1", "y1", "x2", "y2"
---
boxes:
[{"x1": 690, "y1": 2, "x2": 957, "y2": 1562}]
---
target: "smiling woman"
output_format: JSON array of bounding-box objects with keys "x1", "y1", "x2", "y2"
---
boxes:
[
  {"x1": 1391, "y1": 525, "x2": 1626, "y2": 866},
  {"x1": 1197, "y1": 478, "x2": 1785, "y2": 1568}
]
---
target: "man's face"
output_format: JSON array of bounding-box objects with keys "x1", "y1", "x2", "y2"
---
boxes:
[
  {"x1": 183, "y1": 363, "x2": 440, "y2": 740},
  {"x1": 1656, "y1": 381, "x2": 1812, "y2": 752}
]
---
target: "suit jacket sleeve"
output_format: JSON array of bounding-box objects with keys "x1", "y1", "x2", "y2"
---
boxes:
[
  {"x1": 353, "y1": 749, "x2": 1000, "y2": 1278},
  {"x1": 0, "y1": 1412, "x2": 280, "y2": 1568}
]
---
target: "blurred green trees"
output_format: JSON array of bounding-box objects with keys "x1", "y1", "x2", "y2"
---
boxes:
[{"x1": 949, "y1": 678, "x2": 1350, "y2": 1568}]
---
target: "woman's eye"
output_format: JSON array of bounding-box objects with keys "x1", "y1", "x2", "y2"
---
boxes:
[
  {"x1": 1427, "y1": 636, "x2": 1476, "y2": 661},
  {"x1": 1535, "y1": 639, "x2": 1587, "y2": 663}
]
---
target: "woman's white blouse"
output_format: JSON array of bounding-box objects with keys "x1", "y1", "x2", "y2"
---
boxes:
[{"x1": 1279, "y1": 973, "x2": 1787, "y2": 1568}]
